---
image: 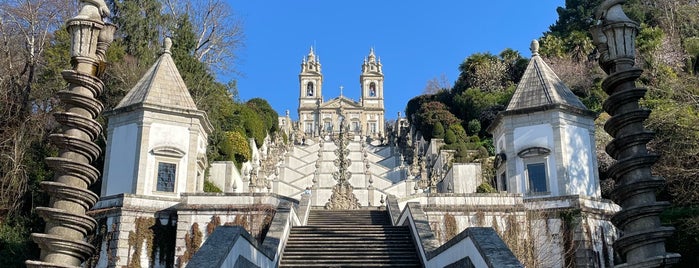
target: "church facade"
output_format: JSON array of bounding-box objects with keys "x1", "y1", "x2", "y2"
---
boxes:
[{"x1": 297, "y1": 48, "x2": 385, "y2": 138}]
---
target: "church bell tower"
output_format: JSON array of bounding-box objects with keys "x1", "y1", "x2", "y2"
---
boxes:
[
  {"x1": 359, "y1": 48, "x2": 385, "y2": 137},
  {"x1": 298, "y1": 47, "x2": 323, "y2": 135}
]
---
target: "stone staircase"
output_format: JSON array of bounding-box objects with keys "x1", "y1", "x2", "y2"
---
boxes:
[{"x1": 280, "y1": 209, "x2": 421, "y2": 267}]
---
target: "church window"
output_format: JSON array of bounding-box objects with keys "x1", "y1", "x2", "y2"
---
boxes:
[
  {"x1": 526, "y1": 162, "x2": 548, "y2": 194},
  {"x1": 369, "y1": 122, "x2": 377, "y2": 133},
  {"x1": 156, "y1": 162, "x2": 176, "y2": 192},
  {"x1": 324, "y1": 121, "x2": 332, "y2": 132},
  {"x1": 352, "y1": 121, "x2": 360, "y2": 132},
  {"x1": 517, "y1": 146, "x2": 550, "y2": 196},
  {"x1": 369, "y1": 82, "x2": 376, "y2": 97},
  {"x1": 307, "y1": 82, "x2": 314, "y2": 96},
  {"x1": 305, "y1": 122, "x2": 314, "y2": 134}
]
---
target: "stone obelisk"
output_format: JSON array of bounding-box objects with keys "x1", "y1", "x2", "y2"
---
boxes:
[
  {"x1": 27, "y1": 1, "x2": 115, "y2": 267},
  {"x1": 591, "y1": 0, "x2": 680, "y2": 266}
]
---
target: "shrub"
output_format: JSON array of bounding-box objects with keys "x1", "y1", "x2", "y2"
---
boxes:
[{"x1": 477, "y1": 182, "x2": 497, "y2": 193}]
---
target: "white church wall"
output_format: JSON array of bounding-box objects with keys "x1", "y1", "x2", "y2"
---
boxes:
[
  {"x1": 513, "y1": 123, "x2": 559, "y2": 196},
  {"x1": 103, "y1": 123, "x2": 138, "y2": 196},
  {"x1": 561, "y1": 125, "x2": 600, "y2": 197},
  {"x1": 144, "y1": 123, "x2": 191, "y2": 197}
]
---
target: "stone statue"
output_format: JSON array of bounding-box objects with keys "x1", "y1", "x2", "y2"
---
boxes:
[{"x1": 76, "y1": 0, "x2": 110, "y2": 20}]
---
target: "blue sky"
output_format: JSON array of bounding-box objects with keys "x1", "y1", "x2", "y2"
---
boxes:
[{"x1": 222, "y1": 1, "x2": 564, "y2": 120}]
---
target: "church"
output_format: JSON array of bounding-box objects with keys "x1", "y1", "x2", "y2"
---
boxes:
[
  {"x1": 74, "y1": 38, "x2": 622, "y2": 268},
  {"x1": 297, "y1": 47, "x2": 385, "y2": 139}
]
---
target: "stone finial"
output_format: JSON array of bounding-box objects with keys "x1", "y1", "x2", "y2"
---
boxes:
[
  {"x1": 530, "y1": 40, "x2": 540, "y2": 56},
  {"x1": 308, "y1": 46, "x2": 315, "y2": 62},
  {"x1": 163, "y1": 37, "x2": 172, "y2": 54}
]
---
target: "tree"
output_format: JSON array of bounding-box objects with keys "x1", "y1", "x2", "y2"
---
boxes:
[
  {"x1": 109, "y1": 0, "x2": 166, "y2": 66},
  {"x1": 415, "y1": 101, "x2": 460, "y2": 140},
  {"x1": 453, "y1": 52, "x2": 507, "y2": 94},
  {"x1": 538, "y1": 34, "x2": 566, "y2": 59},
  {"x1": 548, "y1": 0, "x2": 603, "y2": 36},
  {"x1": 0, "y1": 0, "x2": 75, "y2": 263},
  {"x1": 162, "y1": 0, "x2": 243, "y2": 72},
  {"x1": 246, "y1": 98, "x2": 279, "y2": 135},
  {"x1": 432, "y1": 122, "x2": 445, "y2": 139},
  {"x1": 423, "y1": 73, "x2": 451, "y2": 95}
]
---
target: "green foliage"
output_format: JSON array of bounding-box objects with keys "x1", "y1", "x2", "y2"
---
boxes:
[
  {"x1": 467, "y1": 119, "x2": 481, "y2": 135},
  {"x1": 476, "y1": 182, "x2": 496, "y2": 193},
  {"x1": 0, "y1": 218, "x2": 38, "y2": 267},
  {"x1": 232, "y1": 105, "x2": 266, "y2": 148},
  {"x1": 203, "y1": 180, "x2": 223, "y2": 193},
  {"x1": 565, "y1": 31, "x2": 594, "y2": 62},
  {"x1": 432, "y1": 122, "x2": 445, "y2": 139},
  {"x1": 637, "y1": 24, "x2": 665, "y2": 56},
  {"x1": 448, "y1": 124, "x2": 468, "y2": 144},
  {"x1": 220, "y1": 131, "x2": 252, "y2": 165},
  {"x1": 413, "y1": 101, "x2": 460, "y2": 140},
  {"x1": 549, "y1": 0, "x2": 603, "y2": 36},
  {"x1": 684, "y1": 37, "x2": 699, "y2": 74},
  {"x1": 454, "y1": 52, "x2": 509, "y2": 94},
  {"x1": 539, "y1": 34, "x2": 566, "y2": 58},
  {"x1": 246, "y1": 98, "x2": 279, "y2": 135},
  {"x1": 444, "y1": 129, "x2": 456, "y2": 144},
  {"x1": 110, "y1": 0, "x2": 166, "y2": 65}
]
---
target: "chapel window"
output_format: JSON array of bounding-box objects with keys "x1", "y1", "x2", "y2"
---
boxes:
[
  {"x1": 526, "y1": 162, "x2": 548, "y2": 194},
  {"x1": 157, "y1": 162, "x2": 176, "y2": 192},
  {"x1": 369, "y1": 82, "x2": 376, "y2": 97}
]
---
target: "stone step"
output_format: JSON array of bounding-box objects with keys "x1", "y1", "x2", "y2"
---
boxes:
[
  {"x1": 280, "y1": 260, "x2": 420, "y2": 266},
  {"x1": 281, "y1": 210, "x2": 419, "y2": 267},
  {"x1": 283, "y1": 247, "x2": 417, "y2": 252},
  {"x1": 280, "y1": 264, "x2": 421, "y2": 268}
]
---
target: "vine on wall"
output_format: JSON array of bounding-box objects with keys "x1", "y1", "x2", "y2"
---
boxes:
[
  {"x1": 127, "y1": 217, "x2": 155, "y2": 268},
  {"x1": 444, "y1": 213, "x2": 458, "y2": 240},
  {"x1": 179, "y1": 222, "x2": 203, "y2": 266}
]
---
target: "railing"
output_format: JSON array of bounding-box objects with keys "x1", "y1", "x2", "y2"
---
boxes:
[
  {"x1": 386, "y1": 195, "x2": 523, "y2": 268},
  {"x1": 186, "y1": 194, "x2": 311, "y2": 267}
]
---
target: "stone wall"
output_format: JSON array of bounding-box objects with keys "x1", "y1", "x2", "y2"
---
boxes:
[{"x1": 399, "y1": 194, "x2": 619, "y2": 268}]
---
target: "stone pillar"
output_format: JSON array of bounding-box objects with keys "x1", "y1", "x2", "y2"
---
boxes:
[
  {"x1": 27, "y1": 2, "x2": 115, "y2": 267},
  {"x1": 591, "y1": 0, "x2": 680, "y2": 266}
]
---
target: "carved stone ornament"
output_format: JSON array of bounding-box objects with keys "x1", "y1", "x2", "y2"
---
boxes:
[
  {"x1": 591, "y1": 0, "x2": 680, "y2": 266},
  {"x1": 325, "y1": 118, "x2": 361, "y2": 209},
  {"x1": 27, "y1": 1, "x2": 115, "y2": 267}
]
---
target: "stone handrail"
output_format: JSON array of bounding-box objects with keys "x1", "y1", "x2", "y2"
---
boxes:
[
  {"x1": 296, "y1": 193, "x2": 312, "y2": 225},
  {"x1": 187, "y1": 195, "x2": 310, "y2": 267},
  {"x1": 396, "y1": 202, "x2": 523, "y2": 268},
  {"x1": 385, "y1": 194, "x2": 401, "y2": 225}
]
